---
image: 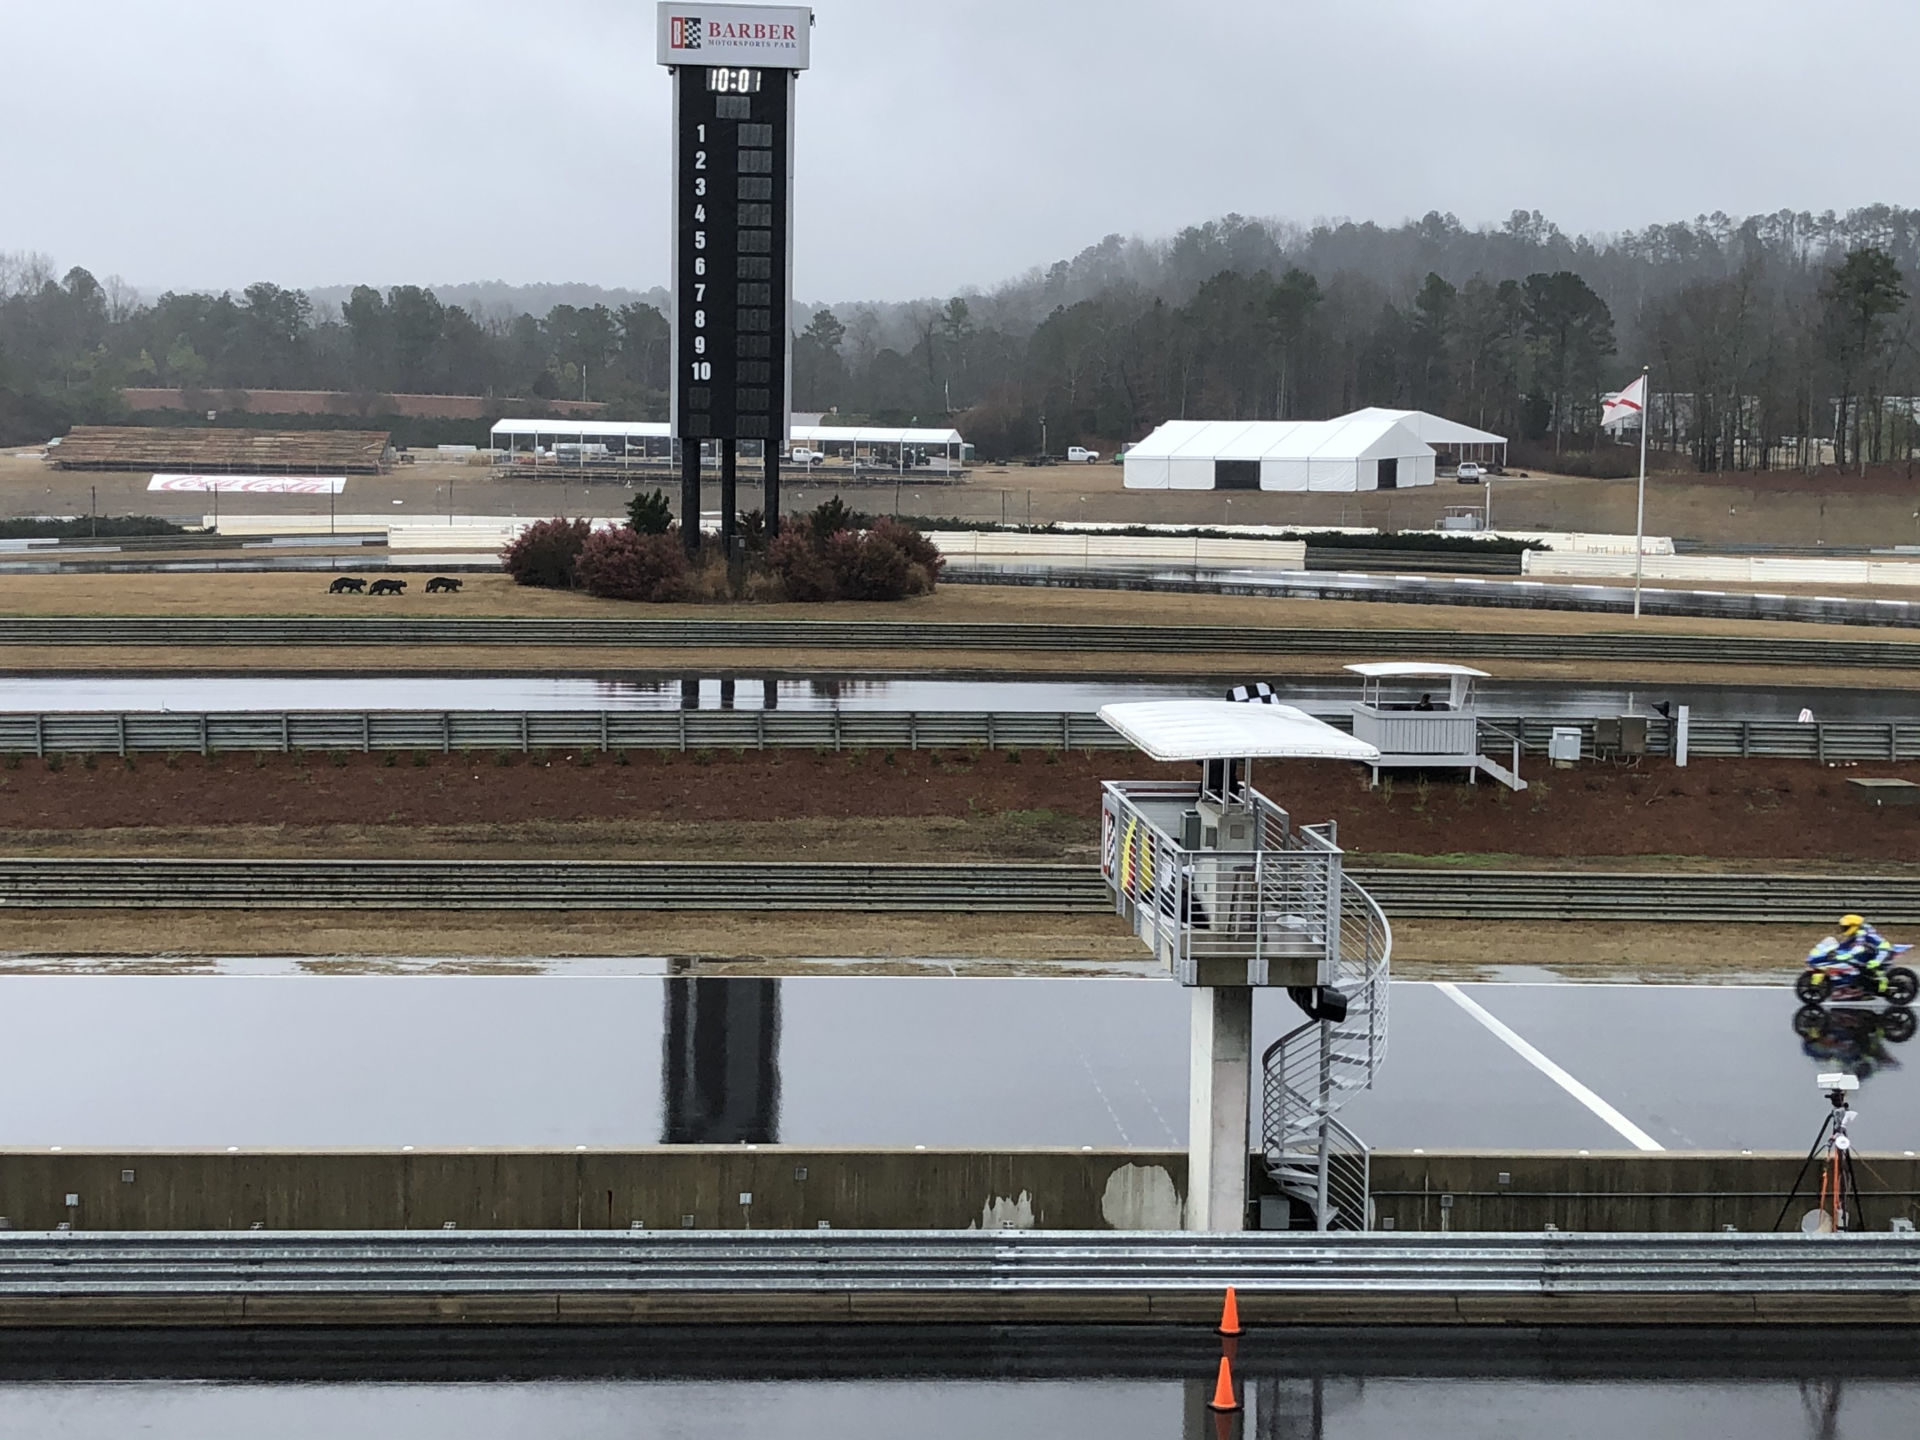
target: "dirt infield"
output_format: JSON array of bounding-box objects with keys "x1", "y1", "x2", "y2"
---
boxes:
[{"x1": 4, "y1": 748, "x2": 1917, "y2": 868}]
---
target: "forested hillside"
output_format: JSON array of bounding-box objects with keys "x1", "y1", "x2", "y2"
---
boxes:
[{"x1": 3, "y1": 205, "x2": 1915, "y2": 466}]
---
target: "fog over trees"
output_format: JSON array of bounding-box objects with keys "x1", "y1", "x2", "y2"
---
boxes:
[{"x1": 3, "y1": 204, "x2": 1917, "y2": 467}]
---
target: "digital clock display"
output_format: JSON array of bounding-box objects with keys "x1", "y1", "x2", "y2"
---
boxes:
[{"x1": 706, "y1": 67, "x2": 762, "y2": 93}]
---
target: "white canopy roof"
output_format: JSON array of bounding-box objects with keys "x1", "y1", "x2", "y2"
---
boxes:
[
  {"x1": 489, "y1": 419, "x2": 964, "y2": 446},
  {"x1": 491, "y1": 419, "x2": 670, "y2": 440},
  {"x1": 795, "y1": 425, "x2": 963, "y2": 446},
  {"x1": 1126, "y1": 416, "x2": 1430, "y2": 463},
  {"x1": 1098, "y1": 700, "x2": 1381, "y2": 763},
  {"x1": 1337, "y1": 408, "x2": 1507, "y2": 447},
  {"x1": 1344, "y1": 662, "x2": 1491, "y2": 679}
]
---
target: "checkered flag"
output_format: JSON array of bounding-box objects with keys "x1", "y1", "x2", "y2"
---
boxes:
[
  {"x1": 674, "y1": 15, "x2": 702, "y2": 48},
  {"x1": 1226, "y1": 683, "x2": 1278, "y2": 705}
]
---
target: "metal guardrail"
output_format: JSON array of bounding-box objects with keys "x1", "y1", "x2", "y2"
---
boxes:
[
  {"x1": 0, "y1": 1230, "x2": 1914, "y2": 1298},
  {"x1": 0, "y1": 859, "x2": 1905, "y2": 921},
  {"x1": 0, "y1": 709, "x2": 1120, "y2": 756},
  {"x1": 5, "y1": 707, "x2": 1920, "y2": 763},
  {"x1": 1352, "y1": 869, "x2": 1920, "y2": 923},
  {"x1": 0, "y1": 860, "x2": 1097, "y2": 912},
  {"x1": 3, "y1": 616, "x2": 1920, "y2": 666},
  {"x1": 1303, "y1": 547, "x2": 1523, "y2": 576}
]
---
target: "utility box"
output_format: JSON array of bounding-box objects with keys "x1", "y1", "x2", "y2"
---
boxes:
[
  {"x1": 1618, "y1": 715, "x2": 1648, "y2": 756},
  {"x1": 1850, "y1": 778, "x2": 1920, "y2": 808},
  {"x1": 1548, "y1": 727, "x2": 1582, "y2": 766},
  {"x1": 1593, "y1": 717, "x2": 1621, "y2": 754}
]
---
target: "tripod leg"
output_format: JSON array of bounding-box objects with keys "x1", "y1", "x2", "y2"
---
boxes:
[
  {"x1": 1774, "y1": 1115, "x2": 1836, "y2": 1232},
  {"x1": 1843, "y1": 1151, "x2": 1867, "y2": 1232}
]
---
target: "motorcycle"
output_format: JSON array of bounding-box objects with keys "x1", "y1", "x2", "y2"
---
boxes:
[{"x1": 1795, "y1": 936, "x2": 1919, "y2": 1006}]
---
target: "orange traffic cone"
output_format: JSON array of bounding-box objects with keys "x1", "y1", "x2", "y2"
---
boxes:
[
  {"x1": 1206, "y1": 1354, "x2": 1241, "y2": 1413},
  {"x1": 1215, "y1": 1285, "x2": 1244, "y2": 1337}
]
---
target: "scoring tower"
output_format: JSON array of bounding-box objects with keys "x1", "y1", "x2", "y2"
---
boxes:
[{"x1": 657, "y1": 4, "x2": 812, "y2": 550}]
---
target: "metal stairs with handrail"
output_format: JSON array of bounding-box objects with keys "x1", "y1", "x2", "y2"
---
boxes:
[{"x1": 1260, "y1": 857, "x2": 1393, "y2": 1231}]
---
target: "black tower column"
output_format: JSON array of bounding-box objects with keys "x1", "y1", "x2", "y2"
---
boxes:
[
  {"x1": 679, "y1": 442, "x2": 701, "y2": 555},
  {"x1": 662, "y1": 978, "x2": 781, "y2": 1145}
]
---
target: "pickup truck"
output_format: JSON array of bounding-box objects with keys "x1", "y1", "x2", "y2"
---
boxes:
[
  {"x1": 1067, "y1": 446, "x2": 1101, "y2": 463},
  {"x1": 788, "y1": 448, "x2": 824, "y2": 466},
  {"x1": 1455, "y1": 463, "x2": 1484, "y2": 484}
]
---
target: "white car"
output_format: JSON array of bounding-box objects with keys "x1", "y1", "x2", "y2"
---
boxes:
[
  {"x1": 789, "y1": 448, "x2": 824, "y2": 466},
  {"x1": 1067, "y1": 446, "x2": 1101, "y2": 463},
  {"x1": 1456, "y1": 463, "x2": 1484, "y2": 484}
]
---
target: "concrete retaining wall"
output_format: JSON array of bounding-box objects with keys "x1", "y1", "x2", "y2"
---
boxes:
[
  {"x1": 1368, "y1": 1150, "x2": 1920, "y2": 1232},
  {"x1": 9, "y1": 1149, "x2": 1912, "y2": 1234},
  {"x1": 0, "y1": 1150, "x2": 1188, "y2": 1233}
]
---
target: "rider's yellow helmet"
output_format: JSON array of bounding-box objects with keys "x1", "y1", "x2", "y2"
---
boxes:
[{"x1": 1841, "y1": 913, "x2": 1866, "y2": 936}]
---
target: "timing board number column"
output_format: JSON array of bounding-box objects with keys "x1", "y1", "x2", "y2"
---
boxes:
[{"x1": 659, "y1": 3, "x2": 809, "y2": 536}]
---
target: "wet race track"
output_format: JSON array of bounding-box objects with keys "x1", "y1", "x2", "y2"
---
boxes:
[
  {"x1": 0, "y1": 671, "x2": 1910, "y2": 722},
  {"x1": 1, "y1": 976, "x2": 1913, "y2": 1153},
  {"x1": 0, "y1": 1327, "x2": 1913, "y2": 1438}
]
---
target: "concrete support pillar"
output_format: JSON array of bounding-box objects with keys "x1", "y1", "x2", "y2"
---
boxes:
[{"x1": 1187, "y1": 985, "x2": 1253, "y2": 1231}]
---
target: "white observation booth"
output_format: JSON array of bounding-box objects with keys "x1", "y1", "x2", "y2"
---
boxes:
[
  {"x1": 1346, "y1": 661, "x2": 1526, "y2": 792},
  {"x1": 1097, "y1": 700, "x2": 1393, "y2": 1234}
]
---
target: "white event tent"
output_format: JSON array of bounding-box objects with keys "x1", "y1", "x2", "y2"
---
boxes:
[
  {"x1": 1122, "y1": 416, "x2": 1436, "y2": 492},
  {"x1": 1336, "y1": 407, "x2": 1507, "y2": 465}
]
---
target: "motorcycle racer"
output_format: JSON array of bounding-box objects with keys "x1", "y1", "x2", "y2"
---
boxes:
[{"x1": 1835, "y1": 914, "x2": 1896, "y2": 990}]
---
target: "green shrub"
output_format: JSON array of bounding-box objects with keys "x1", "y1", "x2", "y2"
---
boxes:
[{"x1": 626, "y1": 488, "x2": 675, "y2": 535}]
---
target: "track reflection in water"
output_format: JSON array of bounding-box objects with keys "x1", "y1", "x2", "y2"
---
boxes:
[
  {"x1": 0, "y1": 671, "x2": 1907, "y2": 721},
  {"x1": 0, "y1": 1347, "x2": 1909, "y2": 1439},
  {"x1": 0, "y1": 978, "x2": 1915, "y2": 1153}
]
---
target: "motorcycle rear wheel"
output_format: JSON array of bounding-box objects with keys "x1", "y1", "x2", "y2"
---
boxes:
[
  {"x1": 1883, "y1": 1008, "x2": 1918, "y2": 1044},
  {"x1": 1885, "y1": 967, "x2": 1920, "y2": 1006},
  {"x1": 1795, "y1": 971, "x2": 1828, "y2": 1005}
]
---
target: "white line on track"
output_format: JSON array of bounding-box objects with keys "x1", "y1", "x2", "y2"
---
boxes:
[{"x1": 1434, "y1": 982, "x2": 1664, "y2": 1151}]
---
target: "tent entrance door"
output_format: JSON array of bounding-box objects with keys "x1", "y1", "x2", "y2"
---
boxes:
[
  {"x1": 1214, "y1": 459, "x2": 1260, "y2": 490},
  {"x1": 1377, "y1": 457, "x2": 1399, "y2": 490}
]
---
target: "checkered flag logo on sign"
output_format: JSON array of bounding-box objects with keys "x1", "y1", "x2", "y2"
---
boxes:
[{"x1": 673, "y1": 15, "x2": 702, "y2": 48}]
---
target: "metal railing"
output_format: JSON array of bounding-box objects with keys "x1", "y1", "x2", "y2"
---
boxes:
[
  {"x1": 4, "y1": 615, "x2": 1920, "y2": 666},
  {"x1": 1259, "y1": 869, "x2": 1392, "y2": 1231},
  {"x1": 1099, "y1": 783, "x2": 1345, "y2": 987}
]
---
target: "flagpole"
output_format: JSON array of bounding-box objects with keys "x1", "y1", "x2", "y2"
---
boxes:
[{"x1": 1633, "y1": 365, "x2": 1649, "y2": 619}]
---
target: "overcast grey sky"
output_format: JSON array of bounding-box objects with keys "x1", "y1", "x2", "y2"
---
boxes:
[{"x1": 3, "y1": 0, "x2": 1913, "y2": 304}]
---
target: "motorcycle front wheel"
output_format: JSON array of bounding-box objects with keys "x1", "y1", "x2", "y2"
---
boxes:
[
  {"x1": 1794, "y1": 1005, "x2": 1828, "y2": 1039},
  {"x1": 1795, "y1": 971, "x2": 1828, "y2": 1006},
  {"x1": 1884, "y1": 967, "x2": 1920, "y2": 1006}
]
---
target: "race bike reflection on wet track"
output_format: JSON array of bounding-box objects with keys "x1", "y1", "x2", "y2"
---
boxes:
[{"x1": 1794, "y1": 1003, "x2": 1916, "y2": 1081}]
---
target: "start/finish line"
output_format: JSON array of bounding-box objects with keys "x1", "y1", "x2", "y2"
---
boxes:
[{"x1": 147, "y1": 475, "x2": 346, "y2": 494}]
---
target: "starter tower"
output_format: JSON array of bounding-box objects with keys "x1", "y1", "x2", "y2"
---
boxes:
[{"x1": 1098, "y1": 701, "x2": 1394, "y2": 1232}]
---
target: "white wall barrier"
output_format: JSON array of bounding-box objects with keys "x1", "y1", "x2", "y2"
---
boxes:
[{"x1": 1522, "y1": 550, "x2": 1920, "y2": 588}]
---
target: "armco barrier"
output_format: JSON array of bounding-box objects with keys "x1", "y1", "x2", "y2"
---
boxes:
[
  {"x1": 2, "y1": 707, "x2": 1918, "y2": 764},
  {"x1": 0, "y1": 859, "x2": 1910, "y2": 922},
  {"x1": 0, "y1": 1229, "x2": 1913, "y2": 1328},
  {"x1": 0, "y1": 708, "x2": 1122, "y2": 756},
  {"x1": 4, "y1": 616, "x2": 1920, "y2": 663}
]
